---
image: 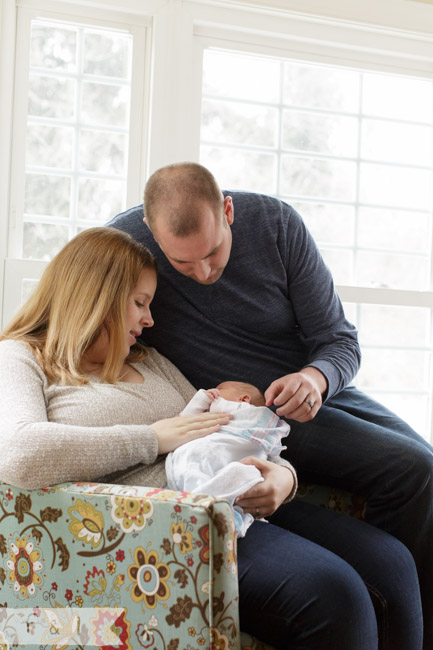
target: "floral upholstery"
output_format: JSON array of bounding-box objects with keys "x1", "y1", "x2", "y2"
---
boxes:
[
  {"x1": 296, "y1": 481, "x2": 366, "y2": 521},
  {"x1": 0, "y1": 480, "x2": 365, "y2": 649}
]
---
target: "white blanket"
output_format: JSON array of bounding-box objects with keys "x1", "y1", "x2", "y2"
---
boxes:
[{"x1": 166, "y1": 391, "x2": 290, "y2": 537}]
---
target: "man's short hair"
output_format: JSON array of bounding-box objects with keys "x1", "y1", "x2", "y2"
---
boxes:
[{"x1": 144, "y1": 162, "x2": 224, "y2": 237}]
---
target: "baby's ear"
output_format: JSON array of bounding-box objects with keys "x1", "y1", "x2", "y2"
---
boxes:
[{"x1": 240, "y1": 394, "x2": 251, "y2": 403}]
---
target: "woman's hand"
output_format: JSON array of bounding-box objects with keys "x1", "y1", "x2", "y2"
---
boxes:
[
  {"x1": 234, "y1": 457, "x2": 295, "y2": 518},
  {"x1": 152, "y1": 412, "x2": 231, "y2": 454}
]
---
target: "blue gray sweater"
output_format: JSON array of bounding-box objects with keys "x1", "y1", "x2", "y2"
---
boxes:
[{"x1": 108, "y1": 191, "x2": 360, "y2": 399}]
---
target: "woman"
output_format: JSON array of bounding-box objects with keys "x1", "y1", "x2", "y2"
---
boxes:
[
  {"x1": 0, "y1": 227, "x2": 422, "y2": 650},
  {"x1": 0, "y1": 227, "x2": 234, "y2": 489}
]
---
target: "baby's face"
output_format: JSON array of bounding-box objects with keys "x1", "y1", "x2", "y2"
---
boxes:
[{"x1": 216, "y1": 381, "x2": 249, "y2": 402}]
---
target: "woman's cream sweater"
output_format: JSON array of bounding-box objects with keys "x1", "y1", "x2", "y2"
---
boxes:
[
  {"x1": 0, "y1": 339, "x2": 296, "y2": 492},
  {"x1": 0, "y1": 340, "x2": 196, "y2": 489}
]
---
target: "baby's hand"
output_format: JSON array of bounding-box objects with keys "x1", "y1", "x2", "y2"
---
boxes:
[{"x1": 205, "y1": 388, "x2": 220, "y2": 401}]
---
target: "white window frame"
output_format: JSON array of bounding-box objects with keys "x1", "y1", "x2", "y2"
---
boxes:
[{"x1": 1, "y1": 0, "x2": 151, "y2": 326}]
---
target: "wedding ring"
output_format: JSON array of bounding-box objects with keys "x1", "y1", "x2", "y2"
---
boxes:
[
  {"x1": 255, "y1": 507, "x2": 260, "y2": 519},
  {"x1": 304, "y1": 398, "x2": 315, "y2": 409}
]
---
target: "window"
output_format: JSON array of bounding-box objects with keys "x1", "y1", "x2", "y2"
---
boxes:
[
  {"x1": 21, "y1": 18, "x2": 133, "y2": 260},
  {"x1": 2, "y1": 3, "x2": 149, "y2": 325},
  {"x1": 200, "y1": 48, "x2": 433, "y2": 439}
]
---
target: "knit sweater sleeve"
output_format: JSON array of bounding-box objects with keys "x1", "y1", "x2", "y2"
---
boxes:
[{"x1": 0, "y1": 340, "x2": 160, "y2": 489}]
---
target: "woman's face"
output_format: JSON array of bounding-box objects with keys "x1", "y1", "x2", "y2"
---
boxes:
[
  {"x1": 123, "y1": 268, "x2": 157, "y2": 356},
  {"x1": 86, "y1": 268, "x2": 157, "y2": 364}
]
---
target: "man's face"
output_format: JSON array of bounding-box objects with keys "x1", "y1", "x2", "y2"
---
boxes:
[{"x1": 148, "y1": 196, "x2": 234, "y2": 285}]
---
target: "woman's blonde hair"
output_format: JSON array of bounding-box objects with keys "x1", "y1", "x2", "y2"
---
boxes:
[{"x1": 0, "y1": 227, "x2": 156, "y2": 385}]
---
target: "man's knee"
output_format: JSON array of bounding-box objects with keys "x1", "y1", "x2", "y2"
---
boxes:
[
  {"x1": 398, "y1": 443, "x2": 433, "y2": 494},
  {"x1": 245, "y1": 558, "x2": 378, "y2": 649},
  {"x1": 297, "y1": 560, "x2": 375, "y2": 627}
]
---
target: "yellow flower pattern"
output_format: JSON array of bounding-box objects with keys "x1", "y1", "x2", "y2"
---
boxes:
[
  {"x1": 111, "y1": 496, "x2": 153, "y2": 533},
  {"x1": 170, "y1": 522, "x2": 193, "y2": 553},
  {"x1": 127, "y1": 547, "x2": 170, "y2": 608},
  {"x1": 211, "y1": 627, "x2": 230, "y2": 650},
  {"x1": 68, "y1": 500, "x2": 104, "y2": 547},
  {"x1": 0, "y1": 630, "x2": 9, "y2": 650},
  {"x1": 2, "y1": 481, "x2": 315, "y2": 650},
  {"x1": 6, "y1": 536, "x2": 43, "y2": 598}
]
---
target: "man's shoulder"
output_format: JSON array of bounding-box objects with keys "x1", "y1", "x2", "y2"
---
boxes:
[
  {"x1": 107, "y1": 203, "x2": 144, "y2": 225},
  {"x1": 224, "y1": 191, "x2": 302, "y2": 242},
  {"x1": 223, "y1": 190, "x2": 282, "y2": 205},
  {"x1": 106, "y1": 204, "x2": 151, "y2": 245},
  {"x1": 224, "y1": 190, "x2": 294, "y2": 221}
]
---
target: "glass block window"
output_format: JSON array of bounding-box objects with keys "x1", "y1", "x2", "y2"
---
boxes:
[
  {"x1": 200, "y1": 50, "x2": 433, "y2": 291},
  {"x1": 348, "y1": 302, "x2": 432, "y2": 436},
  {"x1": 23, "y1": 19, "x2": 133, "y2": 260},
  {"x1": 200, "y1": 48, "x2": 433, "y2": 440}
]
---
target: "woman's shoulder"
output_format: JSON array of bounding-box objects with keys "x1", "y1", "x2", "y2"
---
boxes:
[
  {"x1": 0, "y1": 339, "x2": 44, "y2": 375},
  {"x1": 0, "y1": 338, "x2": 33, "y2": 358}
]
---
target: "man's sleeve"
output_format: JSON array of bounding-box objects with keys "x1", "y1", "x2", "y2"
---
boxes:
[{"x1": 282, "y1": 203, "x2": 361, "y2": 399}]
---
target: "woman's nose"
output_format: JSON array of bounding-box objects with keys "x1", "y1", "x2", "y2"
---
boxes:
[{"x1": 141, "y1": 308, "x2": 154, "y2": 328}]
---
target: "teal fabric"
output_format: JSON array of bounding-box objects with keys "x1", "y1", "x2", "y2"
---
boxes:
[
  {"x1": 0, "y1": 480, "x2": 364, "y2": 649},
  {"x1": 0, "y1": 482, "x2": 243, "y2": 649}
]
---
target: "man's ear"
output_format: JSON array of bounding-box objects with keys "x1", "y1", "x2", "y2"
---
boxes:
[
  {"x1": 240, "y1": 394, "x2": 251, "y2": 403},
  {"x1": 224, "y1": 196, "x2": 234, "y2": 226},
  {"x1": 143, "y1": 217, "x2": 158, "y2": 242}
]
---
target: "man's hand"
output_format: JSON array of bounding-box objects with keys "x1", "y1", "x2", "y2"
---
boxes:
[
  {"x1": 264, "y1": 366, "x2": 328, "y2": 422},
  {"x1": 234, "y1": 457, "x2": 295, "y2": 518}
]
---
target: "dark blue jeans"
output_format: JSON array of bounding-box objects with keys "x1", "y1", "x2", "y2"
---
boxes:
[{"x1": 237, "y1": 386, "x2": 429, "y2": 649}]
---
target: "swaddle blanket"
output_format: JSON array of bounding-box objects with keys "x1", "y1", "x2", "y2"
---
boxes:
[{"x1": 165, "y1": 391, "x2": 290, "y2": 537}]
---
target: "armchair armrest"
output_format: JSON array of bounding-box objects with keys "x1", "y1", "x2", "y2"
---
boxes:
[{"x1": 0, "y1": 481, "x2": 241, "y2": 650}]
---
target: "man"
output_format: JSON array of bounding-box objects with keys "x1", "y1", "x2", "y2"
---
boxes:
[{"x1": 109, "y1": 162, "x2": 430, "y2": 649}]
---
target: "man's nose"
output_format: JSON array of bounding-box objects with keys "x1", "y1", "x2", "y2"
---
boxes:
[{"x1": 193, "y1": 260, "x2": 211, "y2": 281}]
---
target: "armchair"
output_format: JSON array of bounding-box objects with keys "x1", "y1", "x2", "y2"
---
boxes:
[{"x1": 0, "y1": 480, "x2": 365, "y2": 649}]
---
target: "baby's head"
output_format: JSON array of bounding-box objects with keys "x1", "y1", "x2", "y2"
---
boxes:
[{"x1": 216, "y1": 381, "x2": 265, "y2": 407}]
